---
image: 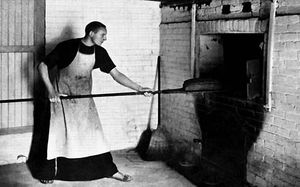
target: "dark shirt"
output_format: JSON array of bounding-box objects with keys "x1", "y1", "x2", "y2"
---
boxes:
[{"x1": 43, "y1": 38, "x2": 116, "y2": 73}]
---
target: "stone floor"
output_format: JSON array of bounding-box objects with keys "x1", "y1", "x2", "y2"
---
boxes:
[{"x1": 0, "y1": 149, "x2": 196, "y2": 187}]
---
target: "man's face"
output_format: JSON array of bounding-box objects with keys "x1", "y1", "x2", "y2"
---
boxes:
[{"x1": 90, "y1": 28, "x2": 107, "y2": 46}]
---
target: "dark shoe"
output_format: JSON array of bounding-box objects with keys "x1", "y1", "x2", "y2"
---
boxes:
[{"x1": 39, "y1": 179, "x2": 54, "y2": 184}]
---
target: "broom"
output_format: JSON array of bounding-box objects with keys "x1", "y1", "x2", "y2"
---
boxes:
[
  {"x1": 136, "y1": 56, "x2": 170, "y2": 161},
  {"x1": 136, "y1": 56, "x2": 161, "y2": 160},
  {"x1": 143, "y1": 55, "x2": 170, "y2": 161},
  {"x1": 136, "y1": 62, "x2": 223, "y2": 160}
]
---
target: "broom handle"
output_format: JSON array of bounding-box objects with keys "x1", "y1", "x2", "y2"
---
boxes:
[{"x1": 158, "y1": 56, "x2": 161, "y2": 128}]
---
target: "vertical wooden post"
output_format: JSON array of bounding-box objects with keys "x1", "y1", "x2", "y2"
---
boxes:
[
  {"x1": 34, "y1": 0, "x2": 45, "y2": 63},
  {"x1": 191, "y1": 3, "x2": 197, "y2": 78},
  {"x1": 265, "y1": 0, "x2": 277, "y2": 111}
]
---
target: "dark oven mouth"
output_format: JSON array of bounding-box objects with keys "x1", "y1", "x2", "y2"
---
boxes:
[{"x1": 198, "y1": 33, "x2": 266, "y2": 102}]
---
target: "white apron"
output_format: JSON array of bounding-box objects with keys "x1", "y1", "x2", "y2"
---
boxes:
[{"x1": 47, "y1": 50, "x2": 110, "y2": 160}]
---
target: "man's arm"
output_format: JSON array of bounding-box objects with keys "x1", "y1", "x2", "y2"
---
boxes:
[
  {"x1": 109, "y1": 68, "x2": 152, "y2": 94},
  {"x1": 38, "y1": 62, "x2": 63, "y2": 102}
]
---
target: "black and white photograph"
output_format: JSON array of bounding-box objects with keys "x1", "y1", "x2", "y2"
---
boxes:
[{"x1": 0, "y1": 0, "x2": 299, "y2": 186}]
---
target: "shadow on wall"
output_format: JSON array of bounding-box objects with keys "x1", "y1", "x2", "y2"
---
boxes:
[
  {"x1": 46, "y1": 25, "x2": 76, "y2": 53},
  {"x1": 193, "y1": 93, "x2": 265, "y2": 186},
  {"x1": 27, "y1": 25, "x2": 75, "y2": 180}
]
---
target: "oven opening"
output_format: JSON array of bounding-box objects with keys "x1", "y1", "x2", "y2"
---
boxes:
[{"x1": 199, "y1": 34, "x2": 266, "y2": 103}]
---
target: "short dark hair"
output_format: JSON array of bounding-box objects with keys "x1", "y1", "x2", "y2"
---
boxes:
[{"x1": 85, "y1": 21, "x2": 106, "y2": 36}]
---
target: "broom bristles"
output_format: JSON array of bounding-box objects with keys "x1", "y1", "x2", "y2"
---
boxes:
[{"x1": 145, "y1": 129, "x2": 170, "y2": 161}]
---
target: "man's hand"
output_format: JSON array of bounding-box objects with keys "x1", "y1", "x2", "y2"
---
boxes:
[
  {"x1": 48, "y1": 89, "x2": 68, "y2": 103},
  {"x1": 138, "y1": 87, "x2": 153, "y2": 97}
]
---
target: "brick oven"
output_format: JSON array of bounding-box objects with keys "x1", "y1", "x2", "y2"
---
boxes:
[{"x1": 154, "y1": 0, "x2": 300, "y2": 186}]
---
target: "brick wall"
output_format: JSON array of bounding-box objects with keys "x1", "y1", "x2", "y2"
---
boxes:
[
  {"x1": 160, "y1": 0, "x2": 300, "y2": 186},
  {"x1": 245, "y1": 14, "x2": 300, "y2": 187},
  {"x1": 160, "y1": 6, "x2": 201, "y2": 152},
  {"x1": 46, "y1": 0, "x2": 160, "y2": 150}
]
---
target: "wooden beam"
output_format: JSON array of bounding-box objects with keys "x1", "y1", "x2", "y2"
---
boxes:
[
  {"x1": 191, "y1": 3, "x2": 196, "y2": 78},
  {"x1": 34, "y1": 0, "x2": 45, "y2": 62},
  {"x1": 0, "y1": 126, "x2": 32, "y2": 135},
  {"x1": 265, "y1": 0, "x2": 277, "y2": 111},
  {"x1": 0, "y1": 46, "x2": 36, "y2": 53},
  {"x1": 160, "y1": 0, "x2": 212, "y2": 7}
]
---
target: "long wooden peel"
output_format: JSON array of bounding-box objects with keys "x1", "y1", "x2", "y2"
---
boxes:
[
  {"x1": 0, "y1": 89, "x2": 187, "y2": 103},
  {"x1": 0, "y1": 79, "x2": 222, "y2": 103},
  {"x1": 59, "y1": 88, "x2": 186, "y2": 99},
  {"x1": 0, "y1": 98, "x2": 35, "y2": 103}
]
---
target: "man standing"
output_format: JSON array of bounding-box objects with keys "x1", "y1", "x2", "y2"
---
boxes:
[{"x1": 36, "y1": 21, "x2": 152, "y2": 183}]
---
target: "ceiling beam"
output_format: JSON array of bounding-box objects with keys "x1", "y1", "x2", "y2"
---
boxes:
[{"x1": 146, "y1": 0, "x2": 212, "y2": 7}]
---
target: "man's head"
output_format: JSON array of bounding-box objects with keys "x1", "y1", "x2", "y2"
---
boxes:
[{"x1": 84, "y1": 21, "x2": 107, "y2": 46}]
